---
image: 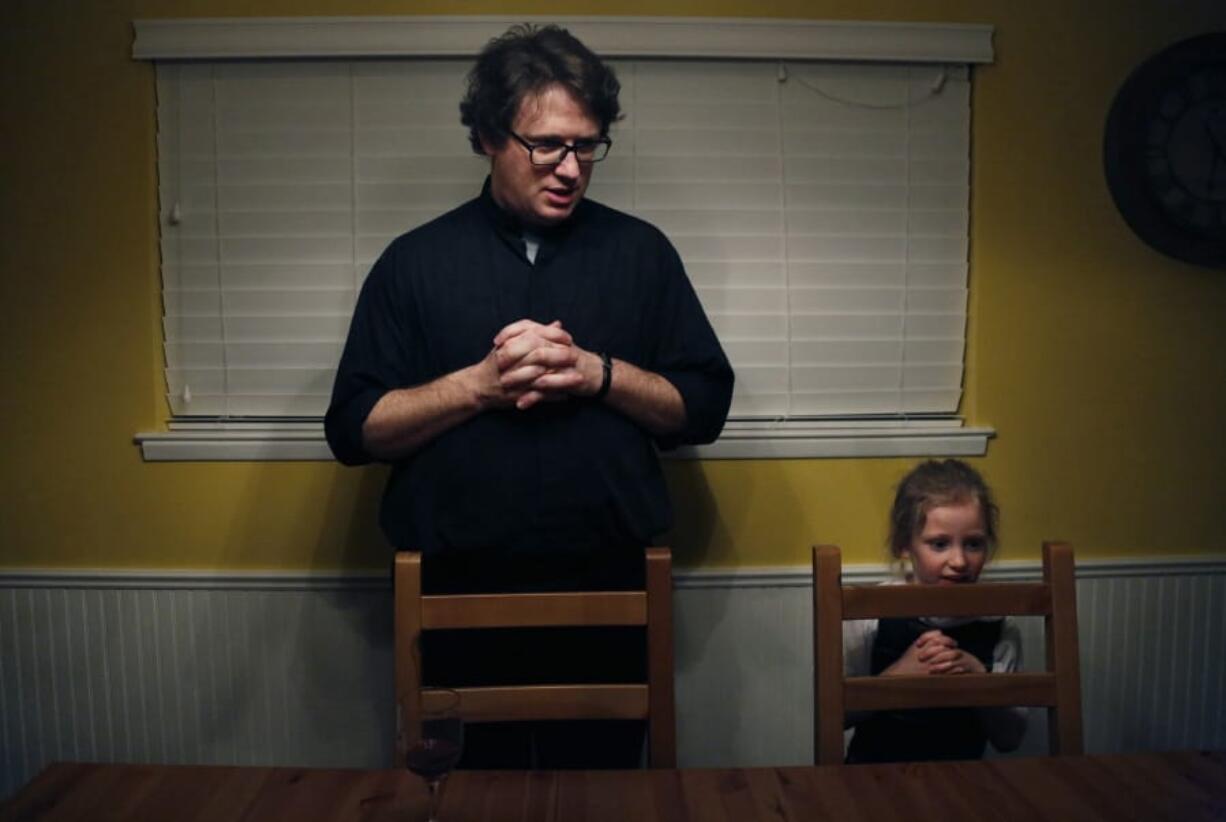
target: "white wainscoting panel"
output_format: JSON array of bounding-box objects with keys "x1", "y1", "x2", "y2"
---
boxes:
[
  {"x1": 2, "y1": 559, "x2": 1224, "y2": 798},
  {"x1": 0, "y1": 584, "x2": 393, "y2": 798}
]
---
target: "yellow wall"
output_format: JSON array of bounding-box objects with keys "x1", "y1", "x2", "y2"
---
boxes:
[{"x1": 3, "y1": 0, "x2": 1225, "y2": 571}]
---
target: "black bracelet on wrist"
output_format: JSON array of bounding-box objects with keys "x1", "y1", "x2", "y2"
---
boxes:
[{"x1": 594, "y1": 352, "x2": 613, "y2": 400}]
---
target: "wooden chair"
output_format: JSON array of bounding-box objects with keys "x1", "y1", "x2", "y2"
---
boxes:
[
  {"x1": 394, "y1": 547, "x2": 676, "y2": 768},
  {"x1": 813, "y1": 541, "x2": 1083, "y2": 765}
]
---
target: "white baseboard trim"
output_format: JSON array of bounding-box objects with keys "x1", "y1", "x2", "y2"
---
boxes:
[
  {"x1": 2, "y1": 555, "x2": 1222, "y2": 590},
  {"x1": 0, "y1": 569, "x2": 389, "y2": 591}
]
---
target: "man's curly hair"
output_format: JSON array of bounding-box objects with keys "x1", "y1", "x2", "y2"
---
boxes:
[{"x1": 459, "y1": 24, "x2": 622, "y2": 154}]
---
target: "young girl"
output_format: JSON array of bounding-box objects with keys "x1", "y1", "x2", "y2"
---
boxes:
[{"x1": 843, "y1": 459, "x2": 1028, "y2": 763}]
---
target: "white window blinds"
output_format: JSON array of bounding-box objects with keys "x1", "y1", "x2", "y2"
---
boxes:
[{"x1": 156, "y1": 58, "x2": 970, "y2": 421}]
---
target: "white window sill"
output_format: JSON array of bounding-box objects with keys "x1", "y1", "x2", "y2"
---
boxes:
[{"x1": 134, "y1": 420, "x2": 993, "y2": 462}]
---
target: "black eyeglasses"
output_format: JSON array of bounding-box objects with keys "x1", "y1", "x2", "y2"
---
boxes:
[{"x1": 507, "y1": 130, "x2": 612, "y2": 166}]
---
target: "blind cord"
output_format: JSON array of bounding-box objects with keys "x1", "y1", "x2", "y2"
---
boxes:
[
  {"x1": 774, "y1": 62, "x2": 793, "y2": 418},
  {"x1": 209, "y1": 66, "x2": 230, "y2": 419},
  {"x1": 900, "y1": 66, "x2": 914, "y2": 421},
  {"x1": 778, "y1": 62, "x2": 948, "y2": 110}
]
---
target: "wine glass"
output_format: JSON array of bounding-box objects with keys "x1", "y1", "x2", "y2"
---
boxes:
[{"x1": 405, "y1": 689, "x2": 464, "y2": 822}]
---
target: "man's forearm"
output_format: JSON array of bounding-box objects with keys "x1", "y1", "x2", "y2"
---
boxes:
[
  {"x1": 363, "y1": 331, "x2": 688, "y2": 459},
  {"x1": 516, "y1": 343, "x2": 687, "y2": 435},
  {"x1": 602, "y1": 357, "x2": 687, "y2": 436},
  {"x1": 361, "y1": 363, "x2": 486, "y2": 461}
]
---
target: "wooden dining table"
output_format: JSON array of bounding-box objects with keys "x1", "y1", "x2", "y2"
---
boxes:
[{"x1": 4, "y1": 750, "x2": 1224, "y2": 821}]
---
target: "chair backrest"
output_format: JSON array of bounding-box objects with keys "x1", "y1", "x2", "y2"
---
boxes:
[
  {"x1": 813, "y1": 541, "x2": 1083, "y2": 765},
  {"x1": 394, "y1": 547, "x2": 676, "y2": 768}
]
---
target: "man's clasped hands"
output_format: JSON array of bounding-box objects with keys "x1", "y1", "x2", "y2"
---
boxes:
[{"x1": 480, "y1": 319, "x2": 601, "y2": 411}]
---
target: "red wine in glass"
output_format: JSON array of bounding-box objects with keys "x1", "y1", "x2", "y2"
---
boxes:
[
  {"x1": 406, "y1": 735, "x2": 463, "y2": 782},
  {"x1": 406, "y1": 692, "x2": 463, "y2": 822}
]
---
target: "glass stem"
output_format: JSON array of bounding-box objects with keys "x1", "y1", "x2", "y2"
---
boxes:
[{"x1": 427, "y1": 777, "x2": 442, "y2": 822}]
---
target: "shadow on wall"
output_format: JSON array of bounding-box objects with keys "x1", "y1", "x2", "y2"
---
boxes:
[
  {"x1": 300, "y1": 463, "x2": 393, "y2": 766},
  {"x1": 179, "y1": 459, "x2": 393, "y2": 768},
  {"x1": 665, "y1": 460, "x2": 841, "y2": 766},
  {"x1": 663, "y1": 458, "x2": 730, "y2": 687},
  {"x1": 662, "y1": 459, "x2": 725, "y2": 570},
  {"x1": 664, "y1": 461, "x2": 748, "y2": 764}
]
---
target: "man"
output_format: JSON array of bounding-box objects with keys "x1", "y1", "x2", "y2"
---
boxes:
[{"x1": 325, "y1": 24, "x2": 733, "y2": 766}]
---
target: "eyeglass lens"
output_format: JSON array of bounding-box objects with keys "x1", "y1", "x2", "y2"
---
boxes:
[{"x1": 530, "y1": 141, "x2": 609, "y2": 165}]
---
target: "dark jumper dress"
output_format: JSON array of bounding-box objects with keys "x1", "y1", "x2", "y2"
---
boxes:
[{"x1": 846, "y1": 617, "x2": 1003, "y2": 764}]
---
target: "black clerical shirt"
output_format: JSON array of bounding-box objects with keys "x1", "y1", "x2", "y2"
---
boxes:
[{"x1": 324, "y1": 180, "x2": 733, "y2": 579}]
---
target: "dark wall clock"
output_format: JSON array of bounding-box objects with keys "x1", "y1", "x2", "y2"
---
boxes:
[{"x1": 1103, "y1": 32, "x2": 1226, "y2": 268}]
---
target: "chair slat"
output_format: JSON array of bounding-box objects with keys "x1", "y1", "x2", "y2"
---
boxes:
[
  {"x1": 1043, "y1": 541, "x2": 1085, "y2": 754},
  {"x1": 426, "y1": 684, "x2": 650, "y2": 722},
  {"x1": 813, "y1": 545, "x2": 846, "y2": 766},
  {"x1": 645, "y1": 548, "x2": 678, "y2": 768},
  {"x1": 843, "y1": 583, "x2": 1051, "y2": 620},
  {"x1": 421, "y1": 591, "x2": 648, "y2": 629},
  {"x1": 394, "y1": 552, "x2": 423, "y2": 760},
  {"x1": 844, "y1": 673, "x2": 1059, "y2": 711}
]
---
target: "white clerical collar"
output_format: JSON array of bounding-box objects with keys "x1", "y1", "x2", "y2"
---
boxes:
[{"x1": 522, "y1": 230, "x2": 542, "y2": 264}]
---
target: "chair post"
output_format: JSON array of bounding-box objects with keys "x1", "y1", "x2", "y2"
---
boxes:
[
  {"x1": 1043, "y1": 541, "x2": 1084, "y2": 755},
  {"x1": 393, "y1": 551, "x2": 424, "y2": 767},
  {"x1": 645, "y1": 547, "x2": 677, "y2": 768},
  {"x1": 813, "y1": 545, "x2": 846, "y2": 765}
]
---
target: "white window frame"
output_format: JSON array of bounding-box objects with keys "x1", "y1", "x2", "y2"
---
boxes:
[{"x1": 132, "y1": 15, "x2": 996, "y2": 462}]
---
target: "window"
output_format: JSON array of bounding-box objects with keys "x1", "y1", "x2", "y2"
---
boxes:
[{"x1": 136, "y1": 17, "x2": 995, "y2": 460}]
